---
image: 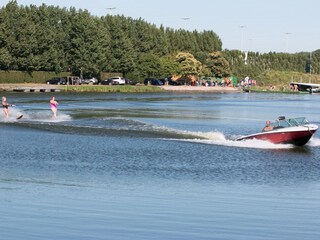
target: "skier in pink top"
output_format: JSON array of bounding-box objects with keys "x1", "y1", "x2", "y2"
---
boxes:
[{"x1": 50, "y1": 96, "x2": 58, "y2": 118}]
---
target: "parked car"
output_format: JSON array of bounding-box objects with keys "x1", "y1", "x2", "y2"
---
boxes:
[
  {"x1": 82, "y1": 77, "x2": 98, "y2": 85},
  {"x1": 101, "y1": 78, "x2": 113, "y2": 85},
  {"x1": 66, "y1": 76, "x2": 82, "y2": 85},
  {"x1": 125, "y1": 78, "x2": 138, "y2": 85},
  {"x1": 158, "y1": 79, "x2": 166, "y2": 85},
  {"x1": 144, "y1": 78, "x2": 163, "y2": 86},
  {"x1": 157, "y1": 78, "x2": 181, "y2": 86},
  {"x1": 168, "y1": 78, "x2": 181, "y2": 86},
  {"x1": 101, "y1": 76, "x2": 126, "y2": 85},
  {"x1": 46, "y1": 77, "x2": 67, "y2": 85},
  {"x1": 112, "y1": 77, "x2": 126, "y2": 85}
]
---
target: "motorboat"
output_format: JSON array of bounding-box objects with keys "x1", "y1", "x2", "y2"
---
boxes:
[
  {"x1": 237, "y1": 116, "x2": 318, "y2": 146},
  {"x1": 311, "y1": 87, "x2": 320, "y2": 93}
]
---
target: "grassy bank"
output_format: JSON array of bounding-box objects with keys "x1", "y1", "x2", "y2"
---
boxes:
[
  {"x1": 243, "y1": 86, "x2": 310, "y2": 94},
  {"x1": 256, "y1": 70, "x2": 320, "y2": 88},
  {"x1": 62, "y1": 85, "x2": 164, "y2": 93}
]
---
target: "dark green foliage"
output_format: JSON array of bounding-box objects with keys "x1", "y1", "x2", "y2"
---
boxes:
[
  {"x1": 102, "y1": 15, "x2": 136, "y2": 75},
  {"x1": 159, "y1": 55, "x2": 180, "y2": 78},
  {"x1": 0, "y1": 1, "x2": 318, "y2": 84},
  {"x1": 223, "y1": 50, "x2": 320, "y2": 81},
  {"x1": 136, "y1": 53, "x2": 160, "y2": 79},
  {"x1": 205, "y1": 51, "x2": 231, "y2": 78},
  {"x1": 0, "y1": 1, "x2": 222, "y2": 80},
  {"x1": 0, "y1": 70, "x2": 70, "y2": 83}
]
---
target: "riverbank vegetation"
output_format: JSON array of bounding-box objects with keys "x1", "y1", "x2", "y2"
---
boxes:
[
  {"x1": 246, "y1": 70, "x2": 320, "y2": 92},
  {"x1": 0, "y1": 1, "x2": 319, "y2": 88},
  {"x1": 63, "y1": 85, "x2": 164, "y2": 93},
  {"x1": 256, "y1": 70, "x2": 320, "y2": 87}
]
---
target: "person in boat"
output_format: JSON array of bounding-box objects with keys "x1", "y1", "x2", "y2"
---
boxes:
[
  {"x1": 2, "y1": 96, "x2": 13, "y2": 117},
  {"x1": 263, "y1": 120, "x2": 274, "y2": 132},
  {"x1": 50, "y1": 96, "x2": 58, "y2": 118}
]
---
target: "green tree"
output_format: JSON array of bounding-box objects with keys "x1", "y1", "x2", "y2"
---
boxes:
[
  {"x1": 175, "y1": 51, "x2": 202, "y2": 76},
  {"x1": 206, "y1": 51, "x2": 231, "y2": 78},
  {"x1": 103, "y1": 15, "x2": 136, "y2": 75},
  {"x1": 159, "y1": 54, "x2": 180, "y2": 78},
  {"x1": 136, "y1": 53, "x2": 160, "y2": 78},
  {"x1": 2, "y1": 1, "x2": 35, "y2": 71},
  {"x1": 0, "y1": 48, "x2": 11, "y2": 69},
  {"x1": 31, "y1": 4, "x2": 66, "y2": 72}
]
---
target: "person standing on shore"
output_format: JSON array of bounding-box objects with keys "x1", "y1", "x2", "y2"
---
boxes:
[
  {"x1": 50, "y1": 96, "x2": 58, "y2": 118},
  {"x1": 2, "y1": 96, "x2": 14, "y2": 117}
]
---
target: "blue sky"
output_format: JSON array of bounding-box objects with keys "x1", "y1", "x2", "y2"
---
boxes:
[{"x1": 2, "y1": 0, "x2": 319, "y2": 53}]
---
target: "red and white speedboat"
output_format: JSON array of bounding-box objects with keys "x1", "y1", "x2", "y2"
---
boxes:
[{"x1": 237, "y1": 116, "x2": 318, "y2": 146}]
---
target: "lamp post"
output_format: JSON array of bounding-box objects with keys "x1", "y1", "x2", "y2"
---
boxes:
[
  {"x1": 285, "y1": 32, "x2": 291, "y2": 53},
  {"x1": 309, "y1": 52, "x2": 312, "y2": 83},
  {"x1": 239, "y1": 25, "x2": 246, "y2": 52},
  {"x1": 248, "y1": 38, "x2": 253, "y2": 52},
  {"x1": 106, "y1": 7, "x2": 116, "y2": 15},
  {"x1": 181, "y1": 17, "x2": 190, "y2": 30}
]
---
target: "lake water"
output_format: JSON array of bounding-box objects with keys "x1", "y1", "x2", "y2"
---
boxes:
[{"x1": 1, "y1": 91, "x2": 320, "y2": 240}]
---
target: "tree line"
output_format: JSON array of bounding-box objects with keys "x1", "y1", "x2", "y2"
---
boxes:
[
  {"x1": 224, "y1": 50, "x2": 320, "y2": 80},
  {"x1": 0, "y1": 1, "x2": 319, "y2": 82},
  {"x1": 0, "y1": 1, "x2": 223, "y2": 81}
]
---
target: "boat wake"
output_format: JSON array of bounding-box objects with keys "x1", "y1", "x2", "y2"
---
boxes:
[
  {"x1": 306, "y1": 137, "x2": 320, "y2": 147},
  {"x1": 0, "y1": 115, "x2": 317, "y2": 149},
  {"x1": 172, "y1": 130, "x2": 294, "y2": 149},
  {"x1": 0, "y1": 108, "x2": 72, "y2": 123},
  {"x1": 23, "y1": 111, "x2": 72, "y2": 122},
  {"x1": 0, "y1": 108, "x2": 25, "y2": 122}
]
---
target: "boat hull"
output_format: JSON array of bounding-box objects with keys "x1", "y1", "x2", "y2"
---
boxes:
[{"x1": 237, "y1": 125, "x2": 318, "y2": 146}]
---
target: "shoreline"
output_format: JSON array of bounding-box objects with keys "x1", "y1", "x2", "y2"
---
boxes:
[
  {"x1": 159, "y1": 85, "x2": 240, "y2": 92},
  {"x1": 0, "y1": 83, "x2": 241, "y2": 93},
  {"x1": 0, "y1": 83, "x2": 63, "y2": 93}
]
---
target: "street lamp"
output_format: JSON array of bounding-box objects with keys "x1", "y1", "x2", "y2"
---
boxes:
[
  {"x1": 285, "y1": 32, "x2": 291, "y2": 53},
  {"x1": 239, "y1": 25, "x2": 246, "y2": 52},
  {"x1": 181, "y1": 17, "x2": 190, "y2": 30},
  {"x1": 106, "y1": 7, "x2": 116, "y2": 15},
  {"x1": 309, "y1": 52, "x2": 312, "y2": 83}
]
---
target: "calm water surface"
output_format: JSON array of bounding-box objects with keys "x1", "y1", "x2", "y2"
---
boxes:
[{"x1": 1, "y1": 92, "x2": 320, "y2": 240}]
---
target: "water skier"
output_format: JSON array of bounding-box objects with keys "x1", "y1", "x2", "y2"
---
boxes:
[
  {"x1": 2, "y1": 96, "x2": 14, "y2": 117},
  {"x1": 50, "y1": 96, "x2": 58, "y2": 118}
]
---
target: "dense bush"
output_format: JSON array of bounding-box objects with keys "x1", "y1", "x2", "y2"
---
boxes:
[{"x1": 0, "y1": 70, "x2": 70, "y2": 83}]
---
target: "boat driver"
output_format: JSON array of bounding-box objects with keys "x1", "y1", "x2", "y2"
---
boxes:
[{"x1": 263, "y1": 120, "x2": 274, "y2": 132}]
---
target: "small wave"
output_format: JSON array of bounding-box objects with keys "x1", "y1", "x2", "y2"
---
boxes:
[
  {"x1": 169, "y1": 130, "x2": 294, "y2": 149},
  {"x1": 0, "y1": 108, "x2": 24, "y2": 122},
  {"x1": 307, "y1": 137, "x2": 320, "y2": 147},
  {"x1": 1, "y1": 108, "x2": 72, "y2": 123},
  {"x1": 153, "y1": 127, "x2": 293, "y2": 150},
  {"x1": 198, "y1": 138, "x2": 293, "y2": 149},
  {"x1": 25, "y1": 112, "x2": 72, "y2": 123},
  {"x1": 182, "y1": 130, "x2": 227, "y2": 141}
]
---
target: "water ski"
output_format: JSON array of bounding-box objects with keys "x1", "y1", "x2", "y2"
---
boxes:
[{"x1": 16, "y1": 114, "x2": 23, "y2": 120}]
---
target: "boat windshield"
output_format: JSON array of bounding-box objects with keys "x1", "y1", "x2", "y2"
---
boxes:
[{"x1": 270, "y1": 117, "x2": 308, "y2": 128}]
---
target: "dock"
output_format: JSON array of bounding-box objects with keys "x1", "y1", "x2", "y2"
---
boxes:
[
  {"x1": 0, "y1": 84, "x2": 63, "y2": 93},
  {"x1": 12, "y1": 88, "x2": 61, "y2": 93}
]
